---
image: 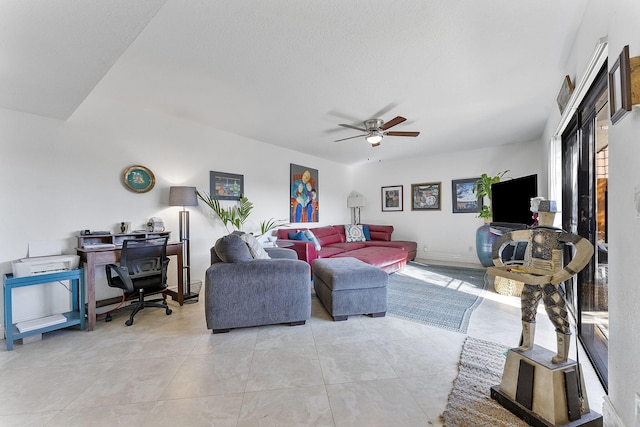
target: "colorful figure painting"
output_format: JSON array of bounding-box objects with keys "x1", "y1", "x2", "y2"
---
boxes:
[{"x1": 290, "y1": 164, "x2": 319, "y2": 223}]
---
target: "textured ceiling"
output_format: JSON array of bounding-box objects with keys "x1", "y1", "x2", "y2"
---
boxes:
[{"x1": 1, "y1": 0, "x2": 588, "y2": 165}]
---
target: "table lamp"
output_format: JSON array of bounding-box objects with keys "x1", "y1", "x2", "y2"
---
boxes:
[
  {"x1": 347, "y1": 191, "x2": 366, "y2": 224},
  {"x1": 169, "y1": 186, "x2": 199, "y2": 302}
]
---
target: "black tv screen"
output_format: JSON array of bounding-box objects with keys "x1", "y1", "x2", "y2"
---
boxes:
[{"x1": 491, "y1": 174, "x2": 538, "y2": 226}]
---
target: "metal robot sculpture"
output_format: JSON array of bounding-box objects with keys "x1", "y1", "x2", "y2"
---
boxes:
[{"x1": 487, "y1": 198, "x2": 594, "y2": 364}]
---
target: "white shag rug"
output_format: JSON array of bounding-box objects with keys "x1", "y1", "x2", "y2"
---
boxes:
[{"x1": 442, "y1": 337, "x2": 528, "y2": 427}]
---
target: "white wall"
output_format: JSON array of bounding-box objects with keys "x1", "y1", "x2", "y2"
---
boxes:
[
  {"x1": 599, "y1": 2, "x2": 640, "y2": 425},
  {"x1": 352, "y1": 141, "x2": 544, "y2": 264},
  {"x1": 541, "y1": 0, "x2": 640, "y2": 424}
]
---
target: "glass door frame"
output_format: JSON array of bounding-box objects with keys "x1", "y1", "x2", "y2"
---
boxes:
[{"x1": 560, "y1": 64, "x2": 609, "y2": 391}]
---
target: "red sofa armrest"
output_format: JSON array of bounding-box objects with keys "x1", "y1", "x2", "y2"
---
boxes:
[{"x1": 278, "y1": 239, "x2": 318, "y2": 264}]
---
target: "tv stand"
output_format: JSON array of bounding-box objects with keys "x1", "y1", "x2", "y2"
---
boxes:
[{"x1": 490, "y1": 222, "x2": 529, "y2": 235}]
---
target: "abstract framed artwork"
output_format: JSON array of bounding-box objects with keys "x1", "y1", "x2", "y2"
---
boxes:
[
  {"x1": 210, "y1": 171, "x2": 244, "y2": 200},
  {"x1": 452, "y1": 177, "x2": 482, "y2": 213},
  {"x1": 381, "y1": 185, "x2": 403, "y2": 212},
  {"x1": 411, "y1": 182, "x2": 441, "y2": 211},
  {"x1": 290, "y1": 163, "x2": 319, "y2": 223}
]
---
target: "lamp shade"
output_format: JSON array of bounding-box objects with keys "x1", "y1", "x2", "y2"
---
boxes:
[
  {"x1": 347, "y1": 191, "x2": 366, "y2": 208},
  {"x1": 169, "y1": 186, "x2": 198, "y2": 207}
]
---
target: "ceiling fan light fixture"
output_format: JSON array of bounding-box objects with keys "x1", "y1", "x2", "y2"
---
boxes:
[
  {"x1": 334, "y1": 115, "x2": 418, "y2": 146},
  {"x1": 366, "y1": 133, "x2": 383, "y2": 145}
]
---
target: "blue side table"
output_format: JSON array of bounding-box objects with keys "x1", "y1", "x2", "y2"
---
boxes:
[{"x1": 4, "y1": 269, "x2": 86, "y2": 351}]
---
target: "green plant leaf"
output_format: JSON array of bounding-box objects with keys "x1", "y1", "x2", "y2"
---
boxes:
[
  {"x1": 256, "y1": 218, "x2": 288, "y2": 237},
  {"x1": 473, "y1": 170, "x2": 510, "y2": 219},
  {"x1": 197, "y1": 190, "x2": 281, "y2": 235}
]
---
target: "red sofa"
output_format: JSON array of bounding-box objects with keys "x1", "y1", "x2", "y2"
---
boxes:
[{"x1": 276, "y1": 224, "x2": 417, "y2": 274}]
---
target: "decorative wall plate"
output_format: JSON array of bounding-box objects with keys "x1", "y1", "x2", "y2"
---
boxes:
[{"x1": 122, "y1": 165, "x2": 156, "y2": 193}]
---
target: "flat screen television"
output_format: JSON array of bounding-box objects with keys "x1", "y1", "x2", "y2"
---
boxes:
[{"x1": 491, "y1": 174, "x2": 538, "y2": 226}]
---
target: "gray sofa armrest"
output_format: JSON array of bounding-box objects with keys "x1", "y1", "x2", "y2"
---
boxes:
[
  {"x1": 204, "y1": 258, "x2": 311, "y2": 331},
  {"x1": 264, "y1": 247, "x2": 298, "y2": 259}
]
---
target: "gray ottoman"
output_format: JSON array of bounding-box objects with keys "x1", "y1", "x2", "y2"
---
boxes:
[{"x1": 312, "y1": 257, "x2": 388, "y2": 321}]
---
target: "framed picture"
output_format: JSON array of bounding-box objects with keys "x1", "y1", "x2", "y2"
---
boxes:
[
  {"x1": 411, "y1": 182, "x2": 441, "y2": 210},
  {"x1": 452, "y1": 178, "x2": 482, "y2": 213},
  {"x1": 609, "y1": 45, "x2": 632, "y2": 125},
  {"x1": 556, "y1": 75, "x2": 574, "y2": 115},
  {"x1": 210, "y1": 171, "x2": 244, "y2": 200},
  {"x1": 122, "y1": 165, "x2": 155, "y2": 193},
  {"x1": 290, "y1": 163, "x2": 319, "y2": 223},
  {"x1": 381, "y1": 185, "x2": 403, "y2": 212}
]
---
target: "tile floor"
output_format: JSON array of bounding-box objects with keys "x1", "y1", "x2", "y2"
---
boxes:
[{"x1": 0, "y1": 261, "x2": 606, "y2": 426}]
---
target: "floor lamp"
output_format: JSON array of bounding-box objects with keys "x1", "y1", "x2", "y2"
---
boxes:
[
  {"x1": 169, "y1": 186, "x2": 199, "y2": 302},
  {"x1": 347, "y1": 191, "x2": 366, "y2": 224}
]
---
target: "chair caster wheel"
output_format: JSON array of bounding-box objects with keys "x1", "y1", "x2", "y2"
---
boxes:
[
  {"x1": 125, "y1": 319, "x2": 133, "y2": 326},
  {"x1": 105, "y1": 313, "x2": 112, "y2": 322},
  {"x1": 166, "y1": 308, "x2": 172, "y2": 315}
]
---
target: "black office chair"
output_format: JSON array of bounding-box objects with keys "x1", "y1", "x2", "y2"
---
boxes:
[{"x1": 105, "y1": 236, "x2": 172, "y2": 326}]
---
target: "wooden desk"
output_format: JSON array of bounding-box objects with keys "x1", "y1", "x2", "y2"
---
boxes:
[{"x1": 77, "y1": 241, "x2": 184, "y2": 331}]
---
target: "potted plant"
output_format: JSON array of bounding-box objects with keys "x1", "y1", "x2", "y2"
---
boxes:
[
  {"x1": 473, "y1": 171, "x2": 509, "y2": 266},
  {"x1": 196, "y1": 190, "x2": 286, "y2": 238},
  {"x1": 473, "y1": 170, "x2": 509, "y2": 221}
]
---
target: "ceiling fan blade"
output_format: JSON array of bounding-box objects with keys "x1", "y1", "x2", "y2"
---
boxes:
[
  {"x1": 371, "y1": 102, "x2": 398, "y2": 120},
  {"x1": 339, "y1": 123, "x2": 367, "y2": 132},
  {"x1": 385, "y1": 131, "x2": 420, "y2": 137},
  {"x1": 380, "y1": 116, "x2": 406, "y2": 130},
  {"x1": 334, "y1": 134, "x2": 366, "y2": 143}
]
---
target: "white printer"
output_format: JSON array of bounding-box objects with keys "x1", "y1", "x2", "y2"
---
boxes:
[{"x1": 12, "y1": 254, "x2": 80, "y2": 277}]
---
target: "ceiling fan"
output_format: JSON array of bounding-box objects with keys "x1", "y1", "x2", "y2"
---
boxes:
[{"x1": 334, "y1": 116, "x2": 420, "y2": 147}]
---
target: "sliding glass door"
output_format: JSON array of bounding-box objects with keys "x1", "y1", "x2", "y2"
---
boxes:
[{"x1": 561, "y1": 64, "x2": 609, "y2": 391}]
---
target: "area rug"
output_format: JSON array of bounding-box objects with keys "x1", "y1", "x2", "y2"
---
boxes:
[
  {"x1": 442, "y1": 337, "x2": 527, "y2": 427},
  {"x1": 387, "y1": 262, "x2": 487, "y2": 333}
]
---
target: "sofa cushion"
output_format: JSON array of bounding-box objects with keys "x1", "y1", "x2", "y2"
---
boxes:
[
  {"x1": 332, "y1": 246, "x2": 407, "y2": 269},
  {"x1": 364, "y1": 240, "x2": 417, "y2": 257},
  {"x1": 344, "y1": 224, "x2": 366, "y2": 242},
  {"x1": 210, "y1": 246, "x2": 223, "y2": 264},
  {"x1": 215, "y1": 234, "x2": 254, "y2": 263},
  {"x1": 303, "y1": 229, "x2": 321, "y2": 251},
  {"x1": 239, "y1": 233, "x2": 271, "y2": 260},
  {"x1": 288, "y1": 231, "x2": 310, "y2": 241},
  {"x1": 312, "y1": 226, "x2": 344, "y2": 246},
  {"x1": 327, "y1": 242, "x2": 366, "y2": 251},
  {"x1": 317, "y1": 245, "x2": 350, "y2": 258},
  {"x1": 332, "y1": 225, "x2": 347, "y2": 241},
  {"x1": 366, "y1": 224, "x2": 394, "y2": 241},
  {"x1": 362, "y1": 224, "x2": 371, "y2": 241}
]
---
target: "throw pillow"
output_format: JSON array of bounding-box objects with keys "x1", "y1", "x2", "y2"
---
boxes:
[
  {"x1": 214, "y1": 234, "x2": 253, "y2": 263},
  {"x1": 303, "y1": 229, "x2": 321, "y2": 251},
  {"x1": 239, "y1": 233, "x2": 271, "y2": 260},
  {"x1": 362, "y1": 224, "x2": 371, "y2": 241},
  {"x1": 288, "y1": 231, "x2": 310, "y2": 241},
  {"x1": 210, "y1": 246, "x2": 223, "y2": 264},
  {"x1": 344, "y1": 224, "x2": 366, "y2": 242}
]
